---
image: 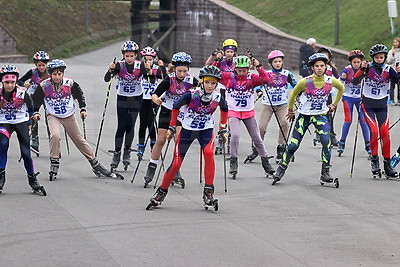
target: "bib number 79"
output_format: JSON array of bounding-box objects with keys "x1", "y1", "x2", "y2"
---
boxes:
[{"x1": 235, "y1": 99, "x2": 247, "y2": 107}]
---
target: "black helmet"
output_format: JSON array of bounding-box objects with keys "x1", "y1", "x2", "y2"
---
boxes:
[
  {"x1": 199, "y1": 65, "x2": 221, "y2": 80},
  {"x1": 317, "y1": 47, "x2": 332, "y2": 60},
  {"x1": 369, "y1": 44, "x2": 388, "y2": 57},
  {"x1": 308, "y1": 53, "x2": 329, "y2": 66}
]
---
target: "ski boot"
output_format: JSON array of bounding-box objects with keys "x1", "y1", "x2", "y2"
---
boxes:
[
  {"x1": 215, "y1": 135, "x2": 223, "y2": 155},
  {"x1": 383, "y1": 158, "x2": 399, "y2": 179},
  {"x1": 261, "y1": 156, "x2": 275, "y2": 177},
  {"x1": 272, "y1": 164, "x2": 287, "y2": 185},
  {"x1": 391, "y1": 152, "x2": 400, "y2": 169},
  {"x1": 49, "y1": 157, "x2": 59, "y2": 181},
  {"x1": 146, "y1": 187, "x2": 168, "y2": 210},
  {"x1": 109, "y1": 150, "x2": 121, "y2": 172},
  {"x1": 0, "y1": 170, "x2": 5, "y2": 193},
  {"x1": 90, "y1": 158, "x2": 124, "y2": 180},
  {"x1": 122, "y1": 148, "x2": 131, "y2": 171},
  {"x1": 171, "y1": 170, "x2": 185, "y2": 189},
  {"x1": 28, "y1": 172, "x2": 47, "y2": 196},
  {"x1": 275, "y1": 144, "x2": 285, "y2": 164},
  {"x1": 203, "y1": 185, "x2": 218, "y2": 211},
  {"x1": 144, "y1": 162, "x2": 157, "y2": 188},
  {"x1": 229, "y1": 157, "x2": 238, "y2": 179},
  {"x1": 330, "y1": 134, "x2": 339, "y2": 147},
  {"x1": 137, "y1": 144, "x2": 145, "y2": 161},
  {"x1": 313, "y1": 132, "x2": 321, "y2": 146},
  {"x1": 365, "y1": 142, "x2": 371, "y2": 156},
  {"x1": 319, "y1": 163, "x2": 339, "y2": 188},
  {"x1": 30, "y1": 135, "x2": 39, "y2": 157},
  {"x1": 370, "y1": 155, "x2": 382, "y2": 179},
  {"x1": 337, "y1": 141, "x2": 345, "y2": 157},
  {"x1": 244, "y1": 145, "x2": 258, "y2": 164}
]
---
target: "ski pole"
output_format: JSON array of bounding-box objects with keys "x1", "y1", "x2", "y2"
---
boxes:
[
  {"x1": 350, "y1": 80, "x2": 365, "y2": 178},
  {"x1": 376, "y1": 117, "x2": 400, "y2": 141},
  {"x1": 131, "y1": 106, "x2": 159, "y2": 183},
  {"x1": 222, "y1": 133, "x2": 227, "y2": 193},
  {"x1": 95, "y1": 57, "x2": 116, "y2": 157},
  {"x1": 19, "y1": 121, "x2": 37, "y2": 162},
  {"x1": 199, "y1": 148, "x2": 203, "y2": 183},
  {"x1": 153, "y1": 139, "x2": 171, "y2": 189},
  {"x1": 64, "y1": 129, "x2": 70, "y2": 155},
  {"x1": 82, "y1": 116, "x2": 87, "y2": 140}
]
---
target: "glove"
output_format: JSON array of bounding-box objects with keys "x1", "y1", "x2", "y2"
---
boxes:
[{"x1": 218, "y1": 128, "x2": 228, "y2": 143}]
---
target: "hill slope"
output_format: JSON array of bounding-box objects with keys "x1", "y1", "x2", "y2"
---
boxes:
[
  {"x1": 0, "y1": 0, "x2": 131, "y2": 59},
  {"x1": 224, "y1": 0, "x2": 399, "y2": 55}
]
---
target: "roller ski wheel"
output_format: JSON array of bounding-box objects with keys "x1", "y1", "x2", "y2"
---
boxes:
[
  {"x1": 383, "y1": 159, "x2": 399, "y2": 179},
  {"x1": 146, "y1": 201, "x2": 158, "y2": 210},
  {"x1": 49, "y1": 172, "x2": 57, "y2": 181},
  {"x1": 146, "y1": 187, "x2": 167, "y2": 210},
  {"x1": 32, "y1": 186, "x2": 47, "y2": 196},
  {"x1": 110, "y1": 172, "x2": 124, "y2": 180},
  {"x1": 204, "y1": 199, "x2": 218, "y2": 211},
  {"x1": 372, "y1": 172, "x2": 382, "y2": 179},
  {"x1": 123, "y1": 163, "x2": 129, "y2": 171},
  {"x1": 320, "y1": 178, "x2": 339, "y2": 188},
  {"x1": 29, "y1": 172, "x2": 47, "y2": 196}
]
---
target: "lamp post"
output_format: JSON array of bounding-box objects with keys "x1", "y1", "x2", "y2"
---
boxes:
[{"x1": 334, "y1": 0, "x2": 339, "y2": 45}]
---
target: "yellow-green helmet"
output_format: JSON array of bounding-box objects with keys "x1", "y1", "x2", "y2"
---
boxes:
[{"x1": 235, "y1": 55, "x2": 250, "y2": 68}]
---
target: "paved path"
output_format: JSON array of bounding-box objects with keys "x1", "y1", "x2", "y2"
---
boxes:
[{"x1": 2, "y1": 43, "x2": 400, "y2": 266}]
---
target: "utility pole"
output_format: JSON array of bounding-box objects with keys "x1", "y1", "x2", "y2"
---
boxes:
[{"x1": 334, "y1": 0, "x2": 339, "y2": 45}]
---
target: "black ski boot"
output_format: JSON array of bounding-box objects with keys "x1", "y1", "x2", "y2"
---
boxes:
[
  {"x1": 144, "y1": 162, "x2": 157, "y2": 188},
  {"x1": 146, "y1": 187, "x2": 168, "y2": 210},
  {"x1": 229, "y1": 157, "x2": 238, "y2": 179},
  {"x1": 370, "y1": 155, "x2": 382, "y2": 178},
  {"x1": 137, "y1": 144, "x2": 145, "y2": 161},
  {"x1": 28, "y1": 172, "x2": 47, "y2": 196},
  {"x1": 49, "y1": 157, "x2": 59, "y2": 181},
  {"x1": 122, "y1": 148, "x2": 131, "y2": 171},
  {"x1": 109, "y1": 150, "x2": 121, "y2": 171},
  {"x1": 276, "y1": 144, "x2": 285, "y2": 163},
  {"x1": 272, "y1": 164, "x2": 287, "y2": 185},
  {"x1": 320, "y1": 163, "x2": 339, "y2": 187},
  {"x1": 215, "y1": 135, "x2": 223, "y2": 155},
  {"x1": 383, "y1": 158, "x2": 398, "y2": 178},
  {"x1": 203, "y1": 185, "x2": 218, "y2": 211},
  {"x1": 90, "y1": 158, "x2": 124, "y2": 180},
  {"x1": 30, "y1": 135, "x2": 39, "y2": 157},
  {"x1": 261, "y1": 156, "x2": 275, "y2": 177},
  {"x1": 171, "y1": 170, "x2": 185, "y2": 189},
  {"x1": 244, "y1": 145, "x2": 258, "y2": 164},
  {"x1": 337, "y1": 141, "x2": 345, "y2": 157},
  {"x1": 0, "y1": 170, "x2": 5, "y2": 193},
  {"x1": 313, "y1": 132, "x2": 321, "y2": 146},
  {"x1": 330, "y1": 134, "x2": 339, "y2": 147}
]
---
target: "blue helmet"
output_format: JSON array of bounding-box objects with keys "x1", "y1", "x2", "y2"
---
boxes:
[
  {"x1": 33, "y1": 51, "x2": 50, "y2": 62},
  {"x1": 48, "y1": 59, "x2": 66, "y2": 73},
  {"x1": 171, "y1": 52, "x2": 192, "y2": 66},
  {"x1": 308, "y1": 53, "x2": 329, "y2": 66},
  {"x1": 369, "y1": 44, "x2": 388, "y2": 57}
]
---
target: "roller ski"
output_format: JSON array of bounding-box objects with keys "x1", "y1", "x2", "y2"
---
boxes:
[
  {"x1": 272, "y1": 164, "x2": 287, "y2": 185},
  {"x1": 313, "y1": 132, "x2": 321, "y2": 146},
  {"x1": 109, "y1": 150, "x2": 121, "y2": 172},
  {"x1": 122, "y1": 148, "x2": 132, "y2": 171},
  {"x1": 28, "y1": 172, "x2": 47, "y2": 196},
  {"x1": 30, "y1": 136, "x2": 39, "y2": 157},
  {"x1": 244, "y1": 145, "x2": 258, "y2": 164},
  {"x1": 90, "y1": 158, "x2": 124, "y2": 180},
  {"x1": 171, "y1": 170, "x2": 185, "y2": 189},
  {"x1": 261, "y1": 156, "x2": 275, "y2": 178},
  {"x1": 383, "y1": 158, "x2": 398, "y2": 179},
  {"x1": 319, "y1": 163, "x2": 339, "y2": 188},
  {"x1": 337, "y1": 141, "x2": 345, "y2": 157},
  {"x1": 370, "y1": 155, "x2": 382, "y2": 179},
  {"x1": 229, "y1": 157, "x2": 238, "y2": 179},
  {"x1": 144, "y1": 162, "x2": 157, "y2": 188},
  {"x1": 203, "y1": 185, "x2": 218, "y2": 211},
  {"x1": 49, "y1": 157, "x2": 59, "y2": 181},
  {"x1": 275, "y1": 144, "x2": 285, "y2": 164},
  {"x1": 137, "y1": 144, "x2": 145, "y2": 161},
  {"x1": 0, "y1": 170, "x2": 5, "y2": 193},
  {"x1": 146, "y1": 187, "x2": 168, "y2": 210}
]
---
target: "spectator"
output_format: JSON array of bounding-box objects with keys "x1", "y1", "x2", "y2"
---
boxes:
[{"x1": 299, "y1": 38, "x2": 316, "y2": 77}]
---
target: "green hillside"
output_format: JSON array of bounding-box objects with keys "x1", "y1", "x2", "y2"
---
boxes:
[
  {"x1": 0, "y1": 0, "x2": 131, "y2": 59},
  {"x1": 225, "y1": 0, "x2": 400, "y2": 55}
]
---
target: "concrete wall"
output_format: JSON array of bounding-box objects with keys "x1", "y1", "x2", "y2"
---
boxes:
[
  {"x1": 176, "y1": 0, "x2": 348, "y2": 71},
  {"x1": 0, "y1": 24, "x2": 27, "y2": 63}
]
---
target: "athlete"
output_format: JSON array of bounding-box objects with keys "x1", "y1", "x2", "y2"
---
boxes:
[
  {"x1": 272, "y1": 53, "x2": 344, "y2": 186},
  {"x1": 146, "y1": 65, "x2": 228, "y2": 210}
]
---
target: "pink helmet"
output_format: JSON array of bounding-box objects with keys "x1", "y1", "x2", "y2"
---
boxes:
[{"x1": 268, "y1": 50, "x2": 285, "y2": 61}]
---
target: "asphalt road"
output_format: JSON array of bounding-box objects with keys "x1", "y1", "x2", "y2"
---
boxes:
[{"x1": 2, "y1": 42, "x2": 400, "y2": 266}]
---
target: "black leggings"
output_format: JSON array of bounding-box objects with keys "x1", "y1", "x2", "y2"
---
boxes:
[
  {"x1": 138, "y1": 99, "x2": 157, "y2": 145},
  {"x1": 115, "y1": 95, "x2": 142, "y2": 151}
]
